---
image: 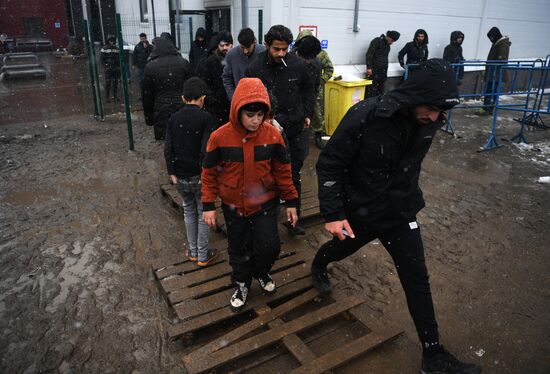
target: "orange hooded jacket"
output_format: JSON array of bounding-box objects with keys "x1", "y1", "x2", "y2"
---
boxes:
[{"x1": 201, "y1": 77, "x2": 298, "y2": 217}]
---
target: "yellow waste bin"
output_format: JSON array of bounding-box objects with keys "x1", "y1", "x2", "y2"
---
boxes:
[{"x1": 324, "y1": 78, "x2": 371, "y2": 136}]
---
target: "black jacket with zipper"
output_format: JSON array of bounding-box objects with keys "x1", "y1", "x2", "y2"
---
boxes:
[
  {"x1": 317, "y1": 59, "x2": 459, "y2": 230},
  {"x1": 245, "y1": 51, "x2": 316, "y2": 139}
]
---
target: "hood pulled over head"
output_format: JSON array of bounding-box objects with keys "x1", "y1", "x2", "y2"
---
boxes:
[
  {"x1": 487, "y1": 27, "x2": 503, "y2": 43},
  {"x1": 377, "y1": 58, "x2": 459, "y2": 117},
  {"x1": 450, "y1": 31, "x2": 464, "y2": 44},
  {"x1": 149, "y1": 35, "x2": 179, "y2": 59},
  {"x1": 414, "y1": 29, "x2": 429, "y2": 44},
  {"x1": 229, "y1": 78, "x2": 271, "y2": 131}
]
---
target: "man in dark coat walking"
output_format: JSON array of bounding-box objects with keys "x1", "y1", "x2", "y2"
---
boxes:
[
  {"x1": 481, "y1": 27, "x2": 512, "y2": 115},
  {"x1": 196, "y1": 31, "x2": 233, "y2": 128},
  {"x1": 142, "y1": 35, "x2": 192, "y2": 140},
  {"x1": 132, "y1": 33, "x2": 153, "y2": 91},
  {"x1": 189, "y1": 27, "x2": 208, "y2": 72},
  {"x1": 100, "y1": 36, "x2": 120, "y2": 102},
  {"x1": 246, "y1": 25, "x2": 317, "y2": 236},
  {"x1": 365, "y1": 30, "x2": 400, "y2": 97},
  {"x1": 443, "y1": 31, "x2": 465, "y2": 84},
  {"x1": 311, "y1": 59, "x2": 481, "y2": 374},
  {"x1": 398, "y1": 29, "x2": 429, "y2": 71}
]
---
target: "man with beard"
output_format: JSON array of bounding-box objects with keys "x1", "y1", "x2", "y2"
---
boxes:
[
  {"x1": 222, "y1": 28, "x2": 266, "y2": 101},
  {"x1": 443, "y1": 31, "x2": 465, "y2": 85},
  {"x1": 196, "y1": 31, "x2": 233, "y2": 127},
  {"x1": 398, "y1": 29, "x2": 429, "y2": 71},
  {"x1": 365, "y1": 30, "x2": 400, "y2": 98},
  {"x1": 142, "y1": 34, "x2": 192, "y2": 140},
  {"x1": 311, "y1": 59, "x2": 481, "y2": 374},
  {"x1": 246, "y1": 25, "x2": 316, "y2": 236}
]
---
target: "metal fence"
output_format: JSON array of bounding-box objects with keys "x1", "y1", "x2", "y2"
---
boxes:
[{"x1": 119, "y1": 16, "x2": 171, "y2": 46}]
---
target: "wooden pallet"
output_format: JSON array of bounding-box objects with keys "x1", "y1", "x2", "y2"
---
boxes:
[
  {"x1": 152, "y1": 236, "x2": 315, "y2": 338},
  {"x1": 180, "y1": 292, "x2": 402, "y2": 374},
  {"x1": 159, "y1": 182, "x2": 321, "y2": 235}
]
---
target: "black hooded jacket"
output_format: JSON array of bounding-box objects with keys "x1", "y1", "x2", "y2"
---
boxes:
[
  {"x1": 443, "y1": 31, "x2": 465, "y2": 78},
  {"x1": 196, "y1": 51, "x2": 231, "y2": 126},
  {"x1": 189, "y1": 27, "x2": 208, "y2": 71},
  {"x1": 142, "y1": 36, "x2": 192, "y2": 127},
  {"x1": 398, "y1": 29, "x2": 429, "y2": 67},
  {"x1": 365, "y1": 34, "x2": 391, "y2": 74},
  {"x1": 317, "y1": 59, "x2": 459, "y2": 230},
  {"x1": 245, "y1": 51, "x2": 317, "y2": 139}
]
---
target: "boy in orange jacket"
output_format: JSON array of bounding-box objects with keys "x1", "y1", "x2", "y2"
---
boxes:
[{"x1": 202, "y1": 78, "x2": 298, "y2": 311}]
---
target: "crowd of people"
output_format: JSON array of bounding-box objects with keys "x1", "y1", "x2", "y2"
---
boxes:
[{"x1": 97, "y1": 24, "x2": 515, "y2": 374}]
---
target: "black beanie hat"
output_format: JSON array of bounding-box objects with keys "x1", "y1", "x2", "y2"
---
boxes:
[
  {"x1": 183, "y1": 77, "x2": 208, "y2": 100},
  {"x1": 386, "y1": 30, "x2": 400, "y2": 42}
]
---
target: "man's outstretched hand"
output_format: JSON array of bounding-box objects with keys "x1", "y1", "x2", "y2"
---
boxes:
[{"x1": 324, "y1": 219, "x2": 355, "y2": 241}]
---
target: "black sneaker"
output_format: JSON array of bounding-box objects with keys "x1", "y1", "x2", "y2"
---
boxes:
[
  {"x1": 257, "y1": 274, "x2": 276, "y2": 294},
  {"x1": 230, "y1": 282, "x2": 249, "y2": 312},
  {"x1": 421, "y1": 346, "x2": 481, "y2": 374},
  {"x1": 311, "y1": 263, "x2": 332, "y2": 295},
  {"x1": 286, "y1": 222, "x2": 306, "y2": 236}
]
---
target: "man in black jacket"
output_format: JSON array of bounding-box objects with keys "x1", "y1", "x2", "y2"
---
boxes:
[
  {"x1": 133, "y1": 33, "x2": 153, "y2": 91},
  {"x1": 481, "y1": 27, "x2": 512, "y2": 115},
  {"x1": 398, "y1": 29, "x2": 429, "y2": 71},
  {"x1": 246, "y1": 25, "x2": 316, "y2": 236},
  {"x1": 311, "y1": 59, "x2": 481, "y2": 374},
  {"x1": 196, "y1": 31, "x2": 233, "y2": 127},
  {"x1": 142, "y1": 34, "x2": 192, "y2": 140},
  {"x1": 100, "y1": 36, "x2": 120, "y2": 102},
  {"x1": 443, "y1": 31, "x2": 465, "y2": 84},
  {"x1": 365, "y1": 30, "x2": 400, "y2": 97},
  {"x1": 189, "y1": 27, "x2": 208, "y2": 72}
]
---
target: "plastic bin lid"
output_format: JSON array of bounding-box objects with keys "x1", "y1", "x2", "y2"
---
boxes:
[{"x1": 329, "y1": 78, "x2": 372, "y2": 87}]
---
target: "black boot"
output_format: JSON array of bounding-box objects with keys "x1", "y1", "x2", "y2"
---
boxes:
[
  {"x1": 311, "y1": 263, "x2": 332, "y2": 295},
  {"x1": 421, "y1": 346, "x2": 481, "y2": 374}
]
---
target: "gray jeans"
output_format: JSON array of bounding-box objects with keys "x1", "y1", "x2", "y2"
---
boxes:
[{"x1": 175, "y1": 175, "x2": 210, "y2": 261}]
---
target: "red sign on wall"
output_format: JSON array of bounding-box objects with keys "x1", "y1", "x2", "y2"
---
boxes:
[{"x1": 298, "y1": 25, "x2": 317, "y2": 38}]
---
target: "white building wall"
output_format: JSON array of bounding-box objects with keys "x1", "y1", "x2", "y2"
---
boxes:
[{"x1": 116, "y1": 0, "x2": 550, "y2": 74}]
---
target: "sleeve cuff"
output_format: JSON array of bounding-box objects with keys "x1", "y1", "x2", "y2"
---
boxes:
[
  {"x1": 203, "y1": 202, "x2": 216, "y2": 211},
  {"x1": 284, "y1": 199, "x2": 298, "y2": 208},
  {"x1": 322, "y1": 211, "x2": 347, "y2": 223}
]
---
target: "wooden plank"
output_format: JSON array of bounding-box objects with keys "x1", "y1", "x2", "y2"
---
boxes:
[
  {"x1": 187, "y1": 288, "x2": 319, "y2": 356},
  {"x1": 161, "y1": 242, "x2": 312, "y2": 293},
  {"x1": 182, "y1": 297, "x2": 365, "y2": 374},
  {"x1": 167, "y1": 249, "x2": 313, "y2": 304},
  {"x1": 155, "y1": 247, "x2": 227, "y2": 280},
  {"x1": 166, "y1": 277, "x2": 314, "y2": 339},
  {"x1": 173, "y1": 261, "x2": 313, "y2": 320},
  {"x1": 289, "y1": 328, "x2": 403, "y2": 374},
  {"x1": 270, "y1": 319, "x2": 317, "y2": 365},
  {"x1": 151, "y1": 254, "x2": 189, "y2": 271}
]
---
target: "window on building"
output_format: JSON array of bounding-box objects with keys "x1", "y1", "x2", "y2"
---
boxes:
[{"x1": 140, "y1": 0, "x2": 149, "y2": 23}]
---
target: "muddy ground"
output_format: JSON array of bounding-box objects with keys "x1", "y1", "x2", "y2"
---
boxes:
[{"x1": 1, "y1": 56, "x2": 549, "y2": 374}]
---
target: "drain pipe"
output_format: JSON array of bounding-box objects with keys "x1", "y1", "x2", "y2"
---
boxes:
[
  {"x1": 353, "y1": 0, "x2": 360, "y2": 32},
  {"x1": 242, "y1": 0, "x2": 249, "y2": 28}
]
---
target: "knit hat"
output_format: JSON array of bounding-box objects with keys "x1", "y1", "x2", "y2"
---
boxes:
[
  {"x1": 183, "y1": 77, "x2": 208, "y2": 100},
  {"x1": 386, "y1": 30, "x2": 400, "y2": 42}
]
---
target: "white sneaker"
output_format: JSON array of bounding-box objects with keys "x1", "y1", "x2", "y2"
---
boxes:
[
  {"x1": 257, "y1": 274, "x2": 276, "y2": 294},
  {"x1": 230, "y1": 282, "x2": 249, "y2": 312}
]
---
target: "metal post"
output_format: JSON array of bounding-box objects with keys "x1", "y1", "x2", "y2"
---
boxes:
[
  {"x1": 258, "y1": 9, "x2": 263, "y2": 44},
  {"x1": 97, "y1": 0, "x2": 106, "y2": 44},
  {"x1": 175, "y1": 0, "x2": 181, "y2": 50},
  {"x1": 83, "y1": 20, "x2": 99, "y2": 117},
  {"x1": 115, "y1": 13, "x2": 135, "y2": 151},
  {"x1": 151, "y1": 0, "x2": 157, "y2": 37},
  {"x1": 353, "y1": 0, "x2": 360, "y2": 32},
  {"x1": 242, "y1": 0, "x2": 249, "y2": 28},
  {"x1": 88, "y1": 18, "x2": 104, "y2": 120},
  {"x1": 189, "y1": 17, "x2": 194, "y2": 49}
]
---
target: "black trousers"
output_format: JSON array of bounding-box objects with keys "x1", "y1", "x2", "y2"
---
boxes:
[
  {"x1": 223, "y1": 205, "x2": 281, "y2": 285},
  {"x1": 482, "y1": 81, "x2": 497, "y2": 113},
  {"x1": 105, "y1": 70, "x2": 119, "y2": 99},
  {"x1": 287, "y1": 131, "x2": 309, "y2": 216},
  {"x1": 313, "y1": 219, "x2": 439, "y2": 346},
  {"x1": 366, "y1": 72, "x2": 387, "y2": 98}
]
